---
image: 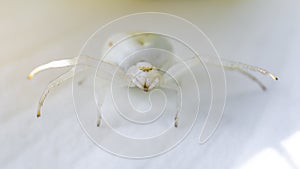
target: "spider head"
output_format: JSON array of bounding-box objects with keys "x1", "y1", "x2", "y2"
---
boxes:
[{"x1": 126, "y1": 62, "x2": 161, "y2": 92}]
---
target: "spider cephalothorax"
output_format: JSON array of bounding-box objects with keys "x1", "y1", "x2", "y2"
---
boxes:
[{"x1": 126, "y1": 61, "x2": 160, "y2": 92}]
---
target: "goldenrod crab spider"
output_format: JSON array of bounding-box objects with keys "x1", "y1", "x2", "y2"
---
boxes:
[{"x1": 28, "y1": 32, "x2": 278, "y2": 128}]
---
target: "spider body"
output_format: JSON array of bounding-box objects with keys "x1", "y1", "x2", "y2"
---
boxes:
[
  {"x1": 28, "y1": 32, "x2": 278, "y2": 127},
  {"x1": 102, "y1": 33, "x2": 173, "y2": 71}
]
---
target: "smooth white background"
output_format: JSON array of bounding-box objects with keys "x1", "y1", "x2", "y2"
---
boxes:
[{"x1": 0, "y1": 0, "x2": 299, "y2": 169}]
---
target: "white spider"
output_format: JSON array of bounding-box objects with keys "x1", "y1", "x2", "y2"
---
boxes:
[{"x1": 28, "y1": 32, "x2": 278, "y2": 128}]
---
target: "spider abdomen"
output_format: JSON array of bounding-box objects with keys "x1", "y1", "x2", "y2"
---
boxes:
[{"x1": 102, "y1": 33, "x2": 175, "y2": 71}]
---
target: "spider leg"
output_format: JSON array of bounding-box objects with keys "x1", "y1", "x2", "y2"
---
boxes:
[
  {"x1": 170, "y1": 86, "x2": 181, "y2": 128},
  {"x1": 36, "y1": 68, "x2": 77, "y2": 117},
  {"x1": 94, "y1": 73, "x2": 129, "y2": 127},
  {"x1": 94, "y1": 83, "x2": 109, "y2": 127},
  {"x1": 28, "y1": 56, "x2": 87, "y2": 117},
  {"x1": 164, "y1": 57, "x2": 278, "y2": 91},
  {"x1": 174, "y1": 89, "x2": 181, "y2": 128},
  {"x1": 28, "y1": 57, "x2": 78, "y2": 79},
  {"x1": 35, "y1": 66, "x2": 108, "y2": 126},
  {"x1": 159, "y1": 69, "x2": 182, "y2": 128},
  {"x1": 28, "y1": 55, "x2": 129, "y2": 124},
  {"x1": 96, "y1": 101, "x2": 103, "y2": 127},
  {"x1": 221, "y1": 60, "x2": 278, "y2": 81},
  {"x1": 210, "y1": 59, "x2": 278, "y2": 90},
  {"x1": 28, "y1": 55, "x2": 100, "y2": 84},
  {"x1": 226, "y1": 67, "x2": 267, "y2": 90}
]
